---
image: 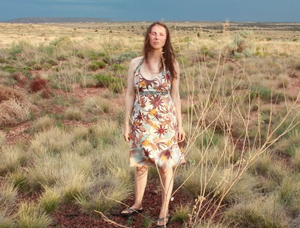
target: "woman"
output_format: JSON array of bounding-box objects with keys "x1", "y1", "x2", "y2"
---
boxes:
[{"x1": 122, "y1": 22, "x2": 185, "y2": 227}]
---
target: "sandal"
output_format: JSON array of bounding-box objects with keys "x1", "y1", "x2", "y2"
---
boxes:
[
  {"x1": 120, "y1": 207, "x2": 143, "y2": 217},
  {"x1": 155, "y1": 215, "x2": 171, "y2": 227}
]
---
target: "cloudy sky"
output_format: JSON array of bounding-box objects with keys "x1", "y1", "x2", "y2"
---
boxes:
[{"x1": 1, "y1": 0, "x2": 299, "y2": 22}]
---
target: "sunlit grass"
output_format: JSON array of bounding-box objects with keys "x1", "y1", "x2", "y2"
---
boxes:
[
  {"x1": 17, "y1": 202, "x2": 52, "y2": 228},
  {"x1": 0, "y1": 145, "x2": 28, "y2": 175},
  {"x1": 0, "y1": 22, "x2": 300, "y2": 227}
]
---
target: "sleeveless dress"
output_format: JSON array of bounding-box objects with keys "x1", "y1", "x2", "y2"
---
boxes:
[{"x1": 129, "y1": 58, "x2": 185, "y2": 169}]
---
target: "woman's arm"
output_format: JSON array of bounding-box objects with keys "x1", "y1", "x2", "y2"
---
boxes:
[
  {"x1": 123, "y1": 58, "x2": 139, "y2": 141},
  {"x1": 170, "y1": 61, "x2": 185, "y2": 142}
]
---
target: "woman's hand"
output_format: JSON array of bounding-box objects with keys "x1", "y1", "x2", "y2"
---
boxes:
[
  {"x1": 178, "y1": 126, "x2": 185, "y2": 142},
  {"x1": 123, "y1": 124, "x2": 130, "y2": 142}
]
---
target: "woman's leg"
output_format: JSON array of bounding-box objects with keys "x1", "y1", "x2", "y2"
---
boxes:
[
  {"x1": 122, "y1": 166, "x2": 148, "y2": 213},
  {"x1": 157, "y1": 167, "x2": 174, "y2": 225},
  {"x1": 132, "y1": 165, "x2": 148, "y2": 208}
]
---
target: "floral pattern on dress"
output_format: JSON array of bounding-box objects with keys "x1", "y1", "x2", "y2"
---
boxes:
[{"x1": 129, "y1": 58, "x2": 185, "y2": 169}]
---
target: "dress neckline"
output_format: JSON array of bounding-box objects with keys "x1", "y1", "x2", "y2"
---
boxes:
[
  {"x1": 139, "y1": 68, "x2": 163, "y2": 81},
  {"x1": 138, "y1": 57, "x2": 164, "y2": 81}
]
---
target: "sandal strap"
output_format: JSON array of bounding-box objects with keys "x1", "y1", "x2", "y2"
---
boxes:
[
  {"x1": 157, "y1": 215, "x2": 170, "y2": 222},
  {"x1": 121, "y1": 207, "x2": 143, "y2": 214}
]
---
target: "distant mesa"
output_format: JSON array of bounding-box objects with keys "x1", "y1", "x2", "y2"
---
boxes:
[{"x1": 3, "y1": 17, "x2": 110, "y2": 23}]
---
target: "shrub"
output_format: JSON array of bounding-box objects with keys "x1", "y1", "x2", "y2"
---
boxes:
[
  {"x1": 225, "y1": 31, "x2": 255, "y2": 58},
  {"x1": 113, "y1": 51, "x2": 138, "y2": 63},
  {"x1": 30, "y1": 77, "x2": 48, "y2": 92}
]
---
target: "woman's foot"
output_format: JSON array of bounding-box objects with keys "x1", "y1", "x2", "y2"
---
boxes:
[
  {"x1": 120, "y1": 206, "x2": 143, "y2": 217},
  {"x1": 155, "y1": 214, "x2": 170, "y2": 227}
]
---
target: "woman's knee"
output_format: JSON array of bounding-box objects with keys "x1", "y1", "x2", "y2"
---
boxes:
[
  {"x1": 159, "y1": 167, "x2": 173, "y2": 176},
  {"x1": 136, "y1": 166, "x2": 148, "y2": 175}
]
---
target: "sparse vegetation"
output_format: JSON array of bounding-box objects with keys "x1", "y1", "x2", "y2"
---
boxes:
[{"x1": 0, "y1": 21, "x2": 300, "y2": 227}]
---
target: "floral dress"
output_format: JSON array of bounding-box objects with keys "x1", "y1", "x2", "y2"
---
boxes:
[{"x1": 129, "y1": 58, "x2": 185, "y2": 169}]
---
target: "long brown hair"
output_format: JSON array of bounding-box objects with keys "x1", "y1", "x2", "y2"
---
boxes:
[{"x1": 143, "y1": 22, "x2": 177, "y2": 79}]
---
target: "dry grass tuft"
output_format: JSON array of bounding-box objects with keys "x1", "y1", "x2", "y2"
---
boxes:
[
  {"x1": 0, "y1": 130, "x2": 6, "y2": 147},
  {"x1": 32, "y1": 115, "x2": 54, "y2": 132},
  {"x1": 0, "y1": 85, "x2": 38, "y2": 127}
]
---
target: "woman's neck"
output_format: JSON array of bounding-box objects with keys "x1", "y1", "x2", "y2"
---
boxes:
[{"x1": 147, "y1": 49, "x2": 162, "y2": 63}]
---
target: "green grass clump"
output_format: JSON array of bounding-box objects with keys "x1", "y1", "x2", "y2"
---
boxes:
[
  {"x1": 171, "y1": 204, "x2": 191, "y2": 223},
  {"x1": 7, "y1": 169, "x2": 27, "y2": 190},
  {"x1": 224, "y1": 196, "x2": 288, "y2": 228},
  {"x1": 0, "y1": 65, "x2": 17, "y2": 73},
  {"x1": 94, "y1": 74, "x2": 124, "y2": 93},
  {"x1": 88, "y1": 60, "x2": 106, "y2": 71},
  {"x1": 0, "y1": 145, "x2": 28, "y2": 175},
  {"x1": 76, "y1": 178, "x2": 131, "y2": 213},
  {"x1": 276, "y1": 129, "x2": 300, "y2": 157},
  {"x1": 291, "y1": 147, "x2": 300, "y2": 171},
  {"x1": 248, "y1": 153, "x2": 287, "y2": 193},
  {"x1": 0, "y1": 215, "x2": 14, "y2": 228},
  {"x1": 88, "y1": 120, "x2": 119, "y2": 149},
  {"x1": 88, "y1": 51, "x2": 106, "y2": 60},
  {"x1": 277, "y1": 175, "x2": 300, "y2": 215},
  {"x1": 28, "y1": 154, "x2": 62, "y2": 187},
  {"x1": 250, "y1": 86, "x2": 285, "y2": 103},
  {"x1": 17, "y1": 202, "x2": 52, "y2": 228},
  {"x1": 39, "y1": 187, "x2": 61, "y2": 213}
]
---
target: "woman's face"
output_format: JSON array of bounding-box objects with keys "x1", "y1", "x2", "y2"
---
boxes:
[{"x1": 148, "y1": 25, "x2": 167, "y2": 50}]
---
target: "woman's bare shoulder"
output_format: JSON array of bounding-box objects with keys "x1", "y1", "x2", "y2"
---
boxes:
[{"x1": 129, "y1": 56, "x2": 144, "y2": 68}]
